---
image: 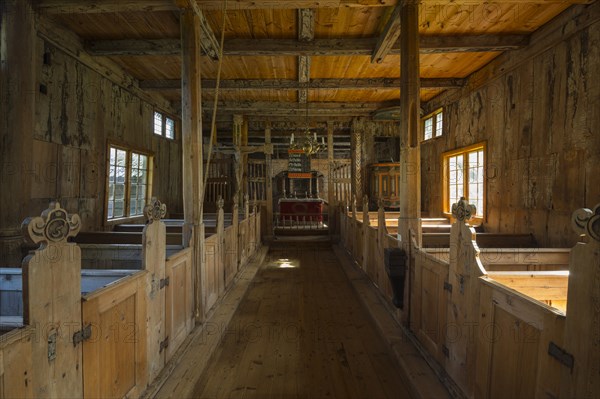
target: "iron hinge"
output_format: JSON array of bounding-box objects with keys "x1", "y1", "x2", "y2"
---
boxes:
[
  {"x1": 442, "y1": 345, "x2": 449, "y2": 358},
  {"x1": 160, "y1": 277, "x2": 170, "y2": 289},
  {"x1": 73, "y1": 324, "x2": 92, "y2": 347},
  {"x1": 548, "y1": 342, "x2": 574, "y2": 371},
  {"x1": 443, "y1": 282, "x2": 453, "y2": 293},
  {"x1": 159, "y1": 337, "x2": 170, "y2": 353}
]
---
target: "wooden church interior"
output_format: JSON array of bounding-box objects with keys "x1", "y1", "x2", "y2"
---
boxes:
[{"x1": 1, "y1": 0, "x2": 599, "y2": 398}]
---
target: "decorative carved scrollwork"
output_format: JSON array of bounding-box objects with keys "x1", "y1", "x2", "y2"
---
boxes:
[
  {"x1": 451, "y1": 197, "x2": 476, "y2": 222},
  {"x1": 22, "y1": 202, "x2": 81, "y2": 245},
  {"x1": 572, "y1": 203, "x2": 600, "y2": 241},
  {"x1": 217, "y1": 196, "x2": 225, "y2": 210},
  {"x1": 377, "y1": 197, "x2": 384, "y2": 210},
  {"x1": 144, "y1": 197, "x2": 167, "y2": 223}
]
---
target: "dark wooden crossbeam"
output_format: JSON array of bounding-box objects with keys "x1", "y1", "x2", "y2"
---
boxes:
[
  {"x1": 140, "y1": 77, "x2": 465, "y2": 90},
  {"x1": 85, "y1": 35, "x2": 530, "y2": 57}
]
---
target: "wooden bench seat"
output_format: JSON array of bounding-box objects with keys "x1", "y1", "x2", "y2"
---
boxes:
[
  {"x1": 74, "y1": 231, "x2": 183, "y2": 245},
  {"x1": 79, "y1": 244, "x2": 184, "y2": 269},
  {"x1": 1, "y1": 267, "x2": 137, "y2": 322},
  {"x1": 422, "y1": 232, "x2": 537, "y2": 248}
]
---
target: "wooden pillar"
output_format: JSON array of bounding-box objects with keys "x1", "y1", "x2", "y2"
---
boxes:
[
  {"x1": 265, "y1": 122, "x2": 273, "y2": 236},
  {"x1": 327, "y1": 122, "x2": 335, "y2": 235},
  {"x1": 0, "y1": 0, "x2": 36, "y2": 266},
  {"x1": 233, "y1": 115, "x2": 243, "y2": 209},
  {"x1": 398, "y1": 0, "x2": 421, "y2": 246},
  {"x1": 241, "y1": 118, "x2": 249, "y2": 207},
  {"x1": 351, "y1": 121, "x2": 363, "y2": 203},
  {"x1": 180, "y1": 8, "x2": 205, "y2": 322}
]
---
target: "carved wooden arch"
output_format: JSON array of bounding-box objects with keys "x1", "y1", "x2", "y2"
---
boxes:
[
  {"x1": 22, "y1": 201, "x2": 81, "y2": 245},
  {"x1": 144, "y1": 197, "x2": 167, "y2": 224},
  {"x1": 572, "y1": 203, "x2": 600, "y2": 241}
]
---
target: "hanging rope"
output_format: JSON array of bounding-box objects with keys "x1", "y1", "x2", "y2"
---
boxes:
[{"x1": 201, "y1": 0, "x2": 227, "y2": 204}]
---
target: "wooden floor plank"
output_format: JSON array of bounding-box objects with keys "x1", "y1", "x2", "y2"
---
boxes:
[{"x1": 190, "y1": 241, "x2": 413, "y2": 398}]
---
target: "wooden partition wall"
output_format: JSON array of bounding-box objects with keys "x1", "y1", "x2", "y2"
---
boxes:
[
  {"x1": 0, "y1": 199, "x2": 262, "y2": 399},
  {"x1": 339, "y1": 197, "x2": 600, "y2": 398}
]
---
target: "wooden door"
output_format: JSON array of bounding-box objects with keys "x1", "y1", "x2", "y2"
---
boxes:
[{"x1": 82, "y1": 272, "x2": 147, "y2": 399}]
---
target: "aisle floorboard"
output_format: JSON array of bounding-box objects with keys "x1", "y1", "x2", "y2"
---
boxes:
[{"x1": 191, "y1": 242, "x2": 412, "y2": 398}]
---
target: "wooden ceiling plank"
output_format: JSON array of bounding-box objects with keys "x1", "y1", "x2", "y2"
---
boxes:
[
  {"x1": 35, "y1": 0, "x2": 594, "y2": 14},
  {"x1": 372, "y1": 3, "x2": 401, "y2": 64},
  {"x1": 85, "y1": 35, "x2": 529, "y2": 56},
  {"x1": 140, "y1": 77, "x2": 465, "y2": 90}
]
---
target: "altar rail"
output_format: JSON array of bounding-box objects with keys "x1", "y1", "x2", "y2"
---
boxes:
[
  {"x1": 339, "y1": 196, "x2": 599, "y2": 398},
  {"x1": 0, "y1": 199, "x2": 262, "y2": 399}
]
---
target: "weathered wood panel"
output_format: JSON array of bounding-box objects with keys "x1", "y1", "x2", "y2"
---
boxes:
[
  {"x1": 421, "y1": 7, "x2": 600, "y2": 248},
  {"x1": 165, "y1": 248, "x2": 194, "y2": 362},
  {"x1": 32, "y1": 36, "x2": 183, "y2": 232},
  {"x1": 82, "y1": 271, "x2": 148, "y2": 399}
]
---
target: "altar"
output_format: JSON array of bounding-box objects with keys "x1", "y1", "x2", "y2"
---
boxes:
[{"x1": 278, "y1": 198, "x2": 325, "y2": 223}]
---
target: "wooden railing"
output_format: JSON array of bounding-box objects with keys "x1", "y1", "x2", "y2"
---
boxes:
[{"x1": 339, "y1": 196, "x2": 600, "y2": 398}]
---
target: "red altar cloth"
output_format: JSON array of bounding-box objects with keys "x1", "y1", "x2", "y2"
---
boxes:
[{"x1": 278, "y1": 199, "x2": 324, "y2": 222}]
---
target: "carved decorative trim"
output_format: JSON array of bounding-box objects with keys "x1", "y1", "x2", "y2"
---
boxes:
[
  {"x1": 217, "y1": 196, "x2": 225, "y2": 210},
  {"x1": 572, "y1": 203, "x2": 600, "y2": 241},
  {"x1": 451, "y1": 197, "x2": 476, "y2": 222},
  {"x1": 377, "y1": 197, "x2": 384, "y2": 210},
  {"x1": 144, "y1": 197, "x2": 167, "y2": 223},
  {"x1": 22, "y1": 202, "x2": 81, "y2": 245}
]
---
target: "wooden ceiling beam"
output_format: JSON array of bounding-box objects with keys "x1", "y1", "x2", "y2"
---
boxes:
[
  {"x1": 298, "y1": 8, "x2": 315, "y2": 104},
  {"x1": 174, "y1": 0, "x2": 221, "y2": 60},
  {"x1": 200, "y1": 101, "x2": 392, "y2": 116},
  {"x1": 86, "y1": 35, "x2": 530, "y2": 56},
  {"x1": 35, "y1": 0, "x2": 594, "y2": 14},
  {"x1": 140, "y1": 77, "x2": 465, "y2": 90},
  {"x1": 372, "y1": 3, "x2": 401, "y2": 64}
]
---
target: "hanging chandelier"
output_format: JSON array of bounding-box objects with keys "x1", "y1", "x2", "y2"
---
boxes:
[{"x1": 289, "y1": 97, "x2": 325, "y2": 156}]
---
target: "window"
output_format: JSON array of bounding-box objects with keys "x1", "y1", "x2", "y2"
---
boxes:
[
  {"x1": 153, "y1": 111, "x2": 176, "y2": 139},
  {"x1": 423, "y1": 109, "x2": 444, "y2": 141},
  {"x1": 107, "y1": 145, "x2": 152, "y2": 220},
  {"x1": 443, "y1": 143, "x2": 485, "y2": 217}
]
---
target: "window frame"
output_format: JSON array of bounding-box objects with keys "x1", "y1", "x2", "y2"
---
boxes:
[
  {"x1": 422, "y1": 108, "x2": 444, "y2": 142},
  {"x1": 153, "y1": 110, "x2": 177, "y2": 140},
  {"x1": 105, "y1": 141, "x2": 154, "y2": 225},
  {"x1": 442, "y1": 142, "x2": 486, "y2": 222}
]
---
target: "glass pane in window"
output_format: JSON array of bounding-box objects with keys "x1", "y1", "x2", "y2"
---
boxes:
[
  {"x1": 139, "y1": 185, "x2": 147, "y2": 200},
  {"x1": 114, "y1": 183, "x2": 125, "y2": 200},
  {"x1": 131, "y1": 153, "x2": 139, "y2": 170},
  {"x1": 107, "y1": 201, "x2": 114, "y2": 219},
  {"x1": 129, "y1": 199, "x2": 137, "y2": 216},
  {"x1": 139, "y1": 169, "x2": 147, "y2": 185},
  {"x1": 110, "y1": 148, "x2": 116, "y2": 165},
  {"x1": 114, "y1": 200, "x2": 124, "y2": 218},
  {"x1": 165, "y1": 118, "x2": 175, "y2": 139},
  {"x1": 435, "y1": 112, "x2": 443, "y2": 137},
  {"x1": 138, "y1": 200, "x2": 145, "y2": 215},
  {"x1": 108, "y1": 182, "x2": 115, "y2": 200},
  {"x1": 154, "y1": 112, "x2": 163, "y2": 136},
  {"x1": 130, "y1": 185, "x2": 138, "y2": 198},
  {"x1": 424, "y1": 118, "x2": 433, "y2": 140},
  {"x1": 116, "y1": 166, "x2": 126, "y2": 184},
  {"x1": 116, "y1": 149, "x2": 126, "y2": 167},
  {"x1": 139, "y1": 155, "x2": 148, "y2": 170}
]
